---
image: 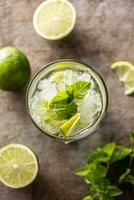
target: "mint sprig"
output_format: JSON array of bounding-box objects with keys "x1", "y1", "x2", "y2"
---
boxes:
[
  {"x1": 48, "y1": 81, "x2": 90, "y2": 120},
  {"x1": 75, "y1": 131, "x2": 134, "y2": 200},
  {"x1": 65, "y1": 81, "x2": 91, "y2": 99}
]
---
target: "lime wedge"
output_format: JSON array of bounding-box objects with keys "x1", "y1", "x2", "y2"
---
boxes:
[
  {"x1": 111, "y1": 61, "x2": 134, "y2": 95},
  {"x1": 0, "y1": 144, "x2": 38, "y2": 188},
  {"x1": 60, "y1": 113, "x2": 81, "y2": 136},
  {"x1": 33, "y1": 0, "x2": 76, "y2": 40}
]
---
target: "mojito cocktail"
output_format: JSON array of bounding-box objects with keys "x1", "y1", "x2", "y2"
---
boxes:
[{"x1": 27, "y1": 60, "x2": 108, "y2": 142}]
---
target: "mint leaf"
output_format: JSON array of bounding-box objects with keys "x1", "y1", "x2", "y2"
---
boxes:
[
  {"x1": 87, "y1": 177, "x2": 122, "y2": 197},
  {"x1": 130, "y1": 131, "x2": 134, "y2": 147},
  {"x1": 107, "y1": 186, "x2": 123, "y2": 197},
  {"x1": 49, "y1": 80, "x2": 90, "y2": 120},
  {"x1": 65, "y1": 85, "x2": 74, "y2": 96},
  {"x1": 87, "y1": 143, "x2": 116, "y2": 164},
  {"x1": 51, "y1": 91, "x2": 71, "y2": 104},
  {"x1": 85, "y1": 173, "x2": 102, "y2": 189},
  {"x1": 83, "y1": 196, "x2": 93, "y2": 200},
  {"x1": 111, "y1": 146, "x2": 131, "y2": 163},
  {"x1": 85, "y1": 176, "x2": 121, "y2": 199},
  {"x1": 119, "y1": 168, "x2": 131, "y2": 183},
  {"x1": 72, "y1": 81, "x2": 91, "y2": 99},
  {"x1": 87, "y1": 148, "x2": 109, "y2": 164},
  {"x1": 75, "y1": 135, "x2": 134, "y2": 200},
  {"x1": 88, "y1": 163, "x2": 107, "y2": 178},
  {"x1": 50, "y1": 90, "x2": 77, "y2": 120},
  {"x1": 50, "y1": 102, "x2": 77, "y2": 120},
  {"x1": 119, "y1": 168, "x2": 134, "y2": 185},
  {"x1": 85, "y1": 172, "x2": 110, "y2": 191},
  {"x1": 75, "y1": 163, "x2": 107, "y2": 178},
  {"x1": 101, "y1": 143, "x2": 116, "y2": 157},
  {"x1": 65, "y1": 81, "x2": 90, "y2": 99},
  {"x1": 123, "y1": 175, "x2": 134, "y2": 185},
  {"x1": 75, "y1": 165, "x2": 91, "y2": 177}
]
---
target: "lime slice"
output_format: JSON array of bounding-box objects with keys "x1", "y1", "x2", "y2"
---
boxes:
[
  {"x1": 0, "y1": 144, "x2": 38, "y2": 188},
  {"x1": 60, "y1": 113, "x2": 81, "y2": 136},
  {"x1": 33, "y1": 0, "x2": 76, "y2": 40},
  {"x1": 111, "y1": 61, "x2": 134, "y2": 80},
  {"x1": 111, "y1": 61, "x2": 134, "y2": 95}
]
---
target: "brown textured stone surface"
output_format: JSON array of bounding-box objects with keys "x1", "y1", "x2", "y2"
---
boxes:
[{"x1": 0, "y1": 0, "x2": 134, "y2": 199}]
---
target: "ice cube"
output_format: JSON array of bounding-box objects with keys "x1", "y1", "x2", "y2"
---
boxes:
[
  {"x1": 37, "y1": 79, "x2": 57, "y2": 100},
  {"x1": 78, "y1": 72, "x2": 91, "y2": 81},
  {"x1": 38, "y1": 79, "x2": 50, "y2": 90},
  {"x1": 56, "y1": 70, "x2": 75, "y2": 91},
  {"x1": 78, "y1": 90, "x2": 102, "y2": 124}
]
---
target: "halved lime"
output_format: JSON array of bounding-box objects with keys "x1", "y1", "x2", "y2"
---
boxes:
[
  {"x1": 0, "y1": 46, "x2": 31, "y2": 91},
  {"x1": 111, "y1": 61, "x2": 134, "y2": 95},
  {"x1": 0, "y1": 144, "x2": 38, "y2": 188},
  {"x1": 60, "y1": 113, "x2": 81, "y2": 136},
  {"x1": 33, "y1": 0, "x2": 76, "y2": 40}
]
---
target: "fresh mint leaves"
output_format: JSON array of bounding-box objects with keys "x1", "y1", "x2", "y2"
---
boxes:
[
  {"x1": 51, "y1": 91, "x2": 71, "y2": 104},
  {"x1": 119, "y1": 168, "x2": 134, "y2": 185},
  {"x1": 83, "y1": 196, "x2": 93, "y2": 200},
  {"x1": 130, "y1": 131, "x2": 134, "y2": 148},
  {"x1": 75, "y1": 131, "x2": 134, "y2": 200},
  {"x1": 66, "y1": 81, "x2": 91, "y2": 99},
  {"x1": 87, "y1": 143, "x2": 116, "y2": 164},
  {"x1": 111, "y1": 146, "x2": 131, "y2": 163},
  {"x1": 48, "y1": 81, "x2": 90, "y2": 120},
  {"x1": 50, "y1": 101, "x2": 77, "y2": 120}
]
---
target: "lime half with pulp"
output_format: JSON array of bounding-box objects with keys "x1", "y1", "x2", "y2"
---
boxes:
[
  {"x1": 60, "y1": 113, "x2": 81, "y2": 136},
  {"x1": 33, "y1": 0, "x2": 76, "y2": 40},
  {"x1": 0, "y1": 144, "x2": 38, "y2": 188},
  {"x1": 111, "y1": 61, "x2": 134, "y2": 95}
]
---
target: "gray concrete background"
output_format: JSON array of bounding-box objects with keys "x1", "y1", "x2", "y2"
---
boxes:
[{"x1": 0, "y1": 0, "x2": 134, "y2": 199}]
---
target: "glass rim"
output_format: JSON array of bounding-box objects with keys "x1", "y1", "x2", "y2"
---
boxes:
[{"x1": 26, "y1": 59, "x2": 108, "y2": 142}]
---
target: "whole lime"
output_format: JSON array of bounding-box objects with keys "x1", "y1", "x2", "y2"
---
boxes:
[{"x1": 0, "y1": 46, "x2": 31, "y2": 91}]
